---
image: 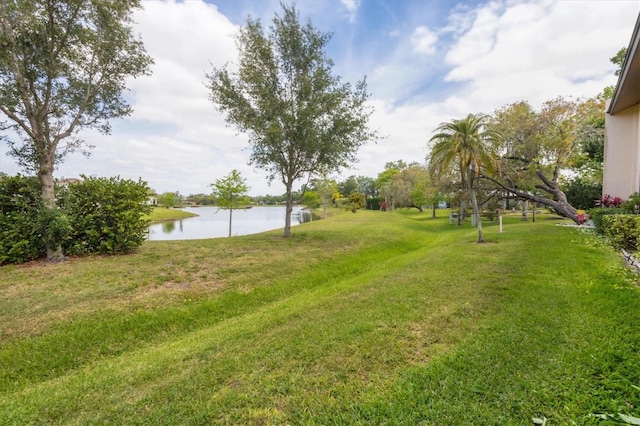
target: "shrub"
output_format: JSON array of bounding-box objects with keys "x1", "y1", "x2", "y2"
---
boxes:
[
  {"x1": 621, "y1": 192, "x2": 640, "y2": 214},
  {"x1": 347, "y1": 192, "x2": 364, "y2": 212},
  {"x1": 59, "y1": 176, "x2": 152, "y2": 255},
  {"x1": 596, "y1": 194, "x2": 624, "y2": 208},
  {"x1": 602, "y1": 214, "x2": 640, "y2": 251},
  {"x1": 41, "y1": 207, "x2": 72, "y2": 251},
  {"x1": 366, "y1": 196, "x2": 382, "y2": 210},
  {"x1": 302, "y1": 191, "x2": 321, "y2": 209},
  {"x1": 0, "y1": 174, "x2": 45, "y2": 264},
  {"x1": 589, "y1": 207, "x2": 624, "y2": 235},
  {"x1": 563, "y1": 178, "x2": 602, "y2": 210}
]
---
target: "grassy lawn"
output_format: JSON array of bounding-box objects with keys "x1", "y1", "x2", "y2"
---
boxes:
[
  {"x1": 1, "y1": 210, "x2": 639, "y2": 424},
  {"x1": 143, "y1": 206, "x2": 198, "y2": 223}
]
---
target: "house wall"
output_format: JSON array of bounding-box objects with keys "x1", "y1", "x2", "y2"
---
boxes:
[{"x1": 603, "y1": 103, "x2": 640, "y2": 199}]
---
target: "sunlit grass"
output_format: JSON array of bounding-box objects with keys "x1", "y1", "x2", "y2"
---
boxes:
[{"x1": 1, "y1": 209, "x2": 639, "y2": 424}]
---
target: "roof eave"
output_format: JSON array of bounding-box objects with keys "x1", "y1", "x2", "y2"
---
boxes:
[{"x1": 607, "y1": 12, "x2": 640, "y2": 115}]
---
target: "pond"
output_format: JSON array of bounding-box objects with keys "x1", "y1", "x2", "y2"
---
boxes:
[{"x1": 147, "y1": 206, "x2": 312, "y2": 240}]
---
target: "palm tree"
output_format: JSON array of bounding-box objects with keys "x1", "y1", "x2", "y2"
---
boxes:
[{"x1": 428, "y1": 114, "x2": 500, "y2": 243}]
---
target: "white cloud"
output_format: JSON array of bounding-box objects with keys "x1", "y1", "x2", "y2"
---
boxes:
[
  {"x1": 54, "y1": 0, "x2": 280, "y2": 196},
  {"x1": 340, "y1": 0, "x2": 361, "y2": 23},
  {"x1": 411, "y1": 26, "x2": 439, "y2": 55},
  {"x1": 345, "y1": 0, "x2": 639, "y2": 181},
  {"x1": 442, "y1": 0, "x2": 638, "y2": 112}
]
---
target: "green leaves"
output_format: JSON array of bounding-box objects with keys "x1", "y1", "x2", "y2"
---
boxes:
[
  {"x1": 428, "y1": 113, "x2": 499, "y2": 182},
  {"x1": 210, "y1": 169, "x2": 250, "y2": 211},
  {"x1": 59, "y1": 175, "x2": 152, "y2": 255},
  {"x1": 206, "y1": 3, "x2": 377, "y2": 236},
  {"x1": 0, "y1": 0, "x2": 152, "y2": 170},
  {"x1": 0, "y1": 174, "x2": 44, "y2": 264}
]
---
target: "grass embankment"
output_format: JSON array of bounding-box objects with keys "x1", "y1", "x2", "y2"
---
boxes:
[
  {"x1": 1, "y1": 211, "x2": 639, "y2": 424},
  {"x1": 143, "y1": 206, "x2": 198, "y2": 223}
]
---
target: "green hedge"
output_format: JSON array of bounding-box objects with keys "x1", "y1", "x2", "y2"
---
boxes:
[
  {"x1": 563, "y1": 178, "x2": 602, "y2": 210},
  {"x1": 0, "y1": 174, "x2": 45, "y2": 264},
  {"x1": 589, "y1": 207, "x2": 624, "y2": 235},
  {"x1": 602, "y1": 214, "x2": 640, "y2": 251},
  {"x1": 366, "y1": 196, "x2": 382, "y2": 210},
  {"x1": 59, "y1": 176, "x2": 152, "y2": 255},
  {"x1": 0, "y1": 174, "x2": 152, "y2": 264}
]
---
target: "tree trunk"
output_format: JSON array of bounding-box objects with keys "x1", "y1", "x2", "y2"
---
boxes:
[
  {"x1": 469, "y1": 181, "x2": 484, "y2": 243},
  {"x1": 284, "y1": 180, "x2": 293, "y2": 237},
  {"x1": 482, "y1": 172, "x2": 580, "y2": 224},
  {"x1": 458, "y1": 199, "x2": 465, "y2": 226},
  {"x1": 432, "y1": 204, "x2": 436, "y2": 218},
  {"x1": 228, "y1": 208, "x2": 233, "y2": 237},
  {"x1": 39, "y1": 166, "x2": 65, "y2": 262}
]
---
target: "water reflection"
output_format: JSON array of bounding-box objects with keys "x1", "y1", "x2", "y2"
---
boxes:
[
  {"x1": 162, "y1": 221, "x2": 176, "y2": 233},
  {"x1": 148, "y1": 206, "x2": 312, "y2": 241}
]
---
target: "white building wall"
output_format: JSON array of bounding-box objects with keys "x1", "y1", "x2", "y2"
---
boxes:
[{"x1": 603, "y1": 103, "x2": 640, "y2": 199}]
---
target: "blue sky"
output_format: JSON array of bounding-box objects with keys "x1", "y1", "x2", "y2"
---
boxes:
[{"x1": 1, "y1": 0, "x2": 638, "y2": 196}]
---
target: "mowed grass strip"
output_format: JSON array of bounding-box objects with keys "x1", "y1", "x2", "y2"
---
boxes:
[
  {"x1": 1, "y1": 210, "x2": 639, "y2": 425},
  {"x1": 0, "y1": 210, "x2": 433, "y2": 390}
]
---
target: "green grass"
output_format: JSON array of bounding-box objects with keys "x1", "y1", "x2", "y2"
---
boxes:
[
  {"x1": 1, "y1": 210, "x2": 639, "y2": 424},
  {"x1": 143, "y1": 206, "x2": 198, "y2": 223}
]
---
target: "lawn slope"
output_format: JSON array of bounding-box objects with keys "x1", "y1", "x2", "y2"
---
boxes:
[{"x1": 1, "y1": 210, "x2": 639, "y2": 424}]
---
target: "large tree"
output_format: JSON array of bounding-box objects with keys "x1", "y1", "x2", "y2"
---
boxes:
[
  {"x1": 428, "y1": 114, "x2": 499, "y2": 243},
  {"x1": 0, "y1": 0, "x2": 152, "y2": 261},
  {"x1": 207, "y1": 3, "x2": 377, "y2": 237},
  {"x1": 485, "y1": 97, "x2": 587, "y2": 223}
]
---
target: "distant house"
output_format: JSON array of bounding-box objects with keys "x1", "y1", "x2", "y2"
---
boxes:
[
  {"x1": 56, "y1": 177, "x2": 83, "y2": 187},
  {"x1": 145, "y1": 195, "x2": 158, "y2": 206},
  {"x1": 603, "y1": 12, "x2": 640, "y2": 199}
]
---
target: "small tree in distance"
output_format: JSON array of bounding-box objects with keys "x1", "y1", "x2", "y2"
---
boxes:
[
  {"x1": 158, "y1": 192, "x2": 178, "y2": 209},
  {"x1": 210, "y1": 170, "x2": 250, "y2": 237}
]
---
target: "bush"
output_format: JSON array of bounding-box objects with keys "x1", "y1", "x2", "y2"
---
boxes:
[
  {"x1": 59, "y1": 176, "x2": 152, "y2": 255},
  {"x1": 563, "y1": 178, "x2": 602, "y2": 210},
  {"x1": 302, "y1": 191, "x2": 321, "y2": 209},
  {"x1": 589, "y1": 207, "x2": 624, "y2": 235},
  {"x1": 0, "y1": 174, "x2": 152, "y2": 264},
  {"x1": 596, "y1": 194, "x2": 624, "y2": 208},
  {"x1": 0, "y1": 174, "x2": 45, "y2": 264},
  {"x1": 621, "y1": 192, "x2": 640, "y2": 214},
  {"x1": 366, "y1": 196, "x2": 382, "y2": 210},
  {"x1": 346, "y1": 192, "x2": 364, "y2": 212},
  {"x1": 602, "y1": 214, "x2": 640, "y2": 251}
]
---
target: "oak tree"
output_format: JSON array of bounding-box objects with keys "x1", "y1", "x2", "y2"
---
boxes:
[
  {"x1": 207, "y1": 3, "x2": 377, "y2": 237},
  {"x1": 486, "y1": 97, "x2": 586, "y2": 223}
]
